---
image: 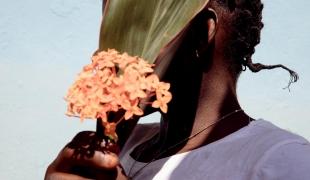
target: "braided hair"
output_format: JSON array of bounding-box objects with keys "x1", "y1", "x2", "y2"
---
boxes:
[{"x1": 209, "y1": 0, "x2": 298, "y2": 89}]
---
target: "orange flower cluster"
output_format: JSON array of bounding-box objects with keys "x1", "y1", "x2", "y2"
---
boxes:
[{"x1": 65, "y1": 49, "x2": 172, "y2": 139}]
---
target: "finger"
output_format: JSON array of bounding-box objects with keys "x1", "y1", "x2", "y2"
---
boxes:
[
  {"x1": 45, "y1": 172, "x2": 93, "y2": 180},
  {"x1": 61, "y1": 131, "x2": 120, "y2": 169},
  {"x1": 47, "y1": 148, "x2": 119, "y2": 179},
  {"x1": 60, "y1": 147, "x2": 119, "y2": 170},
  {"x1": 44, "y1": 163, "x2": 122, "y2": 180}
]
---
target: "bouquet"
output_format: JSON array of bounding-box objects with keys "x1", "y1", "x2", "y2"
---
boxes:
[{"x1": 65, "y1": 49, "x2": 172, "y2": 142}]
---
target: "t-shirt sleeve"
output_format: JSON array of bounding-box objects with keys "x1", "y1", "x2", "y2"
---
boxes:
[{"x1": 252, "y1": 142, "x2": 310, "y2": 180}]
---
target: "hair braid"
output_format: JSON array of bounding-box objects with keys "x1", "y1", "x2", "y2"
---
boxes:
[{"x1": 210, "y1": 0, "x2": 298, "y2": 89}]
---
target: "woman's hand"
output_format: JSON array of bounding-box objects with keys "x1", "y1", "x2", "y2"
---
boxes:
[{"x1": 45, "y1": 131, "x2": 128, "y2": 180}]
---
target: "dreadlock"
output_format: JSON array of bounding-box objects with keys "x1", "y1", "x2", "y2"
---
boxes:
[{"x1": 209, "y1": 0, "x2": 298, "y2": 89}]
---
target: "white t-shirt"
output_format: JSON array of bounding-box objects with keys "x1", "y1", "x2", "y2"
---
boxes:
[{"x1": 120, "y1": 119, "x2": 310, "y2": 180}]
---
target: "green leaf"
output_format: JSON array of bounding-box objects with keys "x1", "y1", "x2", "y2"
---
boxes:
[{"x1": 98, "y1": 0, "x2": 209, "y2": 76}]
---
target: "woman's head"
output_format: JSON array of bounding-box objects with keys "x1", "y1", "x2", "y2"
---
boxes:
[
  {"x1": 209, "y1": 0, "x2": 263, "y2": 75},
  {"x1": 196, "y1": 0, "x2": 298, "y2": 87}
]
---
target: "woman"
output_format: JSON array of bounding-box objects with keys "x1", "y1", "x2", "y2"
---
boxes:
[{"x1": 45, "y1": 0, "x2": 310, "y2": 179}]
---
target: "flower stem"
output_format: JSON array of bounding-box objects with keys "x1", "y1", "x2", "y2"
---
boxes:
[
  {"x1": 139, "y1": 101, "x2": 153, "y2": 105},
  {"x1": 116, "y1": 116, "x2": 125, "y2": 125},
  {"x1": 96, "y1": 118, "x2": 104, "y2": 138}
]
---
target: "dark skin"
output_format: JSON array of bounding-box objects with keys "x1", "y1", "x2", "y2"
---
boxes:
[
  {"x1": 45, "y1": 7, "x2": 252, "y2": 180},
  {"x1": 131, "y1": 8, "x2": 251, "y2": 162}
]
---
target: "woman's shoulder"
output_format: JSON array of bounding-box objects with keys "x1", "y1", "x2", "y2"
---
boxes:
[
  {"x1": 120, "y1": 122, "x2": 160, "y2": 157},
  {"x1": 130, "y1": 122, "x2": 160, "y2": 142},
  {"x1": 249, "y1": 120, "x2": 310, "y2": 179},
  {"x1": 236, "y1": 119, "x2": 309, "y2": 158},
  {"x1": 134, "y1": 122, "x2": 160, "y2": 133},
  {"x1": 249, "y1": 119, "x2": 309, "y2": 144}
]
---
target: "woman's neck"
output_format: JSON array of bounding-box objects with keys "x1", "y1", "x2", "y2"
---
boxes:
[
  {"x1": 132, "y1": 71, "x2": 249, "y2": 162},
  {"x1": 132, "y1": 50, "x2": 250, "y2": 162},
  {"x1": 158, "y1": 68, "x2": 243, "y2": 151}
]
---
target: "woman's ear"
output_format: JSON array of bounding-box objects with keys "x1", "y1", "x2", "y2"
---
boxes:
[
  {"x1": 194, "y1": 7, "x2": 218, "y2": 58},
  {"x1": 206, "y1": 8, "x2": 218, "y2": 43}
]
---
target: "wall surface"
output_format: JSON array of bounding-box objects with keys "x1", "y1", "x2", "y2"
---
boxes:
[{"x1": 0, "y1": 0, "x2": 309, "y2": 179}]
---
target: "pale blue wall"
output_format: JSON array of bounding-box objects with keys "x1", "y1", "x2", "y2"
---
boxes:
[
  {"x1": 238, "y1": 0, "x2": 310, "y2": 139},
  {"x1": 0, "y1": 0, "x2": 309, "y2": 179}
]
